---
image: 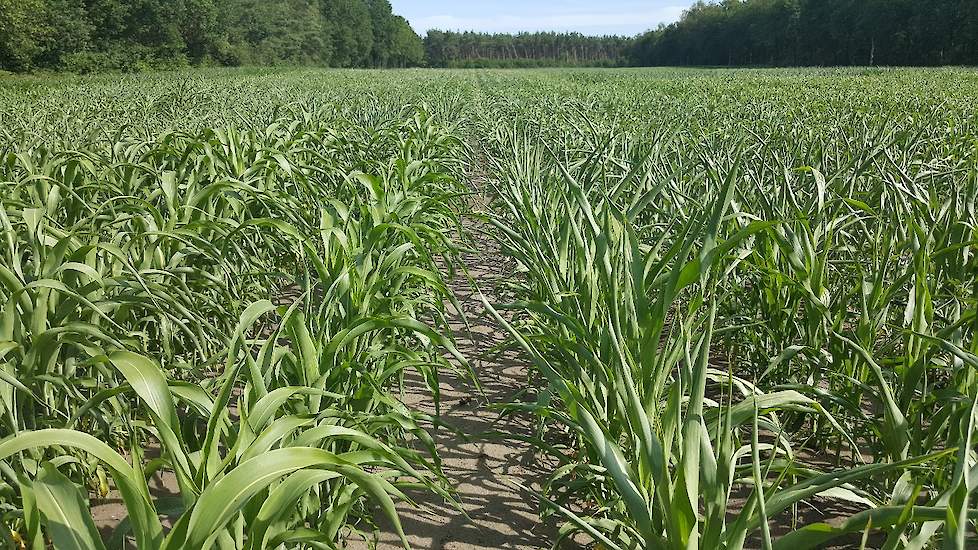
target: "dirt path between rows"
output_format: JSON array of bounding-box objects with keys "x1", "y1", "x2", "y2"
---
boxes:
[{"x1": 344, "y1": 167, "x2": 561, "y2": 550}]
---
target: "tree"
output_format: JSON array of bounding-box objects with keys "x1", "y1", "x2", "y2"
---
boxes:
[
  {"x1": 389, "y1": 16, "x2": 423, "y2": 67},
  {"x1": 178, "y1": 0, "x2": 225, "y2": 63},
  {"x1": 1, "y1": 0, "x2": 423, "y2": 72},
  {"x1": 0, "y1": 0, "x2": 47, "y2": 71},
  {"x1": 321, "y1": 0, "x2": 373, "y2": 67},
  {"x1": 227, "y1": 0, "x2": 330, "y2": 66},
  {"x1": 365, "y1": 0, "x2": 394, "y2": 66},
  {"x1": 0, "y1": 0, "x2": 93, "y2": 71},
  {"x1": 628, "y1": 0, "x2": 978, "y2": 67},
  {"x1": 423, "y1": 30, "x2": 633, "y2": 68}
]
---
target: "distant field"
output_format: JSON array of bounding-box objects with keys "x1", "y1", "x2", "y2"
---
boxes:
[{"x1": 1, "y1": 68, "x2": 976, "y2": 549}]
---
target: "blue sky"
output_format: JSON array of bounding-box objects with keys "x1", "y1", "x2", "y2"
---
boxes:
[{"x1": 389, "y1": 1, "x2": 691, "y2": 36}]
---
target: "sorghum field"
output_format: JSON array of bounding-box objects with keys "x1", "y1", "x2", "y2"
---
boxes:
[{"x1": 0, "y1": 68, "x2": 975, "y2": 549}]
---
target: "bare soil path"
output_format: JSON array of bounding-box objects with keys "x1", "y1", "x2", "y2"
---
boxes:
[{"x1": 344, "y1": 173, "x2": 558, "y2": 550}]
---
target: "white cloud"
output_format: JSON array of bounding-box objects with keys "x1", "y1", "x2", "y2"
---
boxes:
[{"x1": 412, "y1": 6, "x2": 685, "y2": 35}]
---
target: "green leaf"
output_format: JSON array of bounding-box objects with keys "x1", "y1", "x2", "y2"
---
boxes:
[{"x1": 33, "y1": 463, "x2": 107, "y2": 550}]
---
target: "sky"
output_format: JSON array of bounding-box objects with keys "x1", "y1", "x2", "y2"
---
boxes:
[{"x1": 388, "y1": 1, "x2": 691, "y2": 37}]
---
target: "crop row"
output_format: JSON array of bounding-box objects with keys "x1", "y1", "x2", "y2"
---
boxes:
[
  {"x1": 0, "y1": 71, "x2": 473, "y2": 549},
  {"x1": 476, "y1": 69, "x2": 978, "y2": 549}
]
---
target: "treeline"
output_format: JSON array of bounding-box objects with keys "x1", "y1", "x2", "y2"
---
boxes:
[
  {"x1": 422, "y1": 1, "x2": 978, "y2": 69},
  {"x1": 5, "y1": 0, "x2": 978, "y2": 73},
  {"x1": 633, "y1": 0, "x2": 978, "y2": 67},
  {"x1": 424, "y1": 31, "x2": 632, "y2": 68},
  {"x1": 0, "y1": 0, "x2": 423, "y2": 73}
]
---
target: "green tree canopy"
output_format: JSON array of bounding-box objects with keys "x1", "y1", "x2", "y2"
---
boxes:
[
  {"x1": 0, "y1": 0, "x2": 423, "y2": 72},
  {"x1": 630, "y1": 0, "x2": 978, "y2": 67},
  {"x1": 423, "y1": 31, "x2": 633, "y2": 68}
]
